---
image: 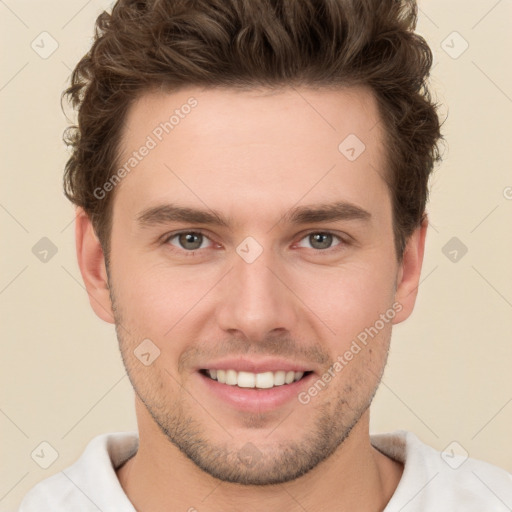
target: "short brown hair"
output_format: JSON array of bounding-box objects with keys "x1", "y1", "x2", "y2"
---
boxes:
[{"x1": 63, "y1": 0, "x2": 444, "y2": 262}]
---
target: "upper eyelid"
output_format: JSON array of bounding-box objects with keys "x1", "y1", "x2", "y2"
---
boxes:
[
  {"x1": 163, "y1": 229, "x2": 216, "y2": 244},
  {"x1": 163, "y1": 229, "x2": 347, "y2": 249},
  {"x1": 295, "y1": 231, "x2": 344, "y2": 246}
]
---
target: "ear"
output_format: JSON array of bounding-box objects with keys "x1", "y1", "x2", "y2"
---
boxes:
[
  {"x1": 392, "y1": 215, "x2": 428, "y2": 324},
  {"x1": 75, "y1": 207, "x2": 115, "y2": 324}
]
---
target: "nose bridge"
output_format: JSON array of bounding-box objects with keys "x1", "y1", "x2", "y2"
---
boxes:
[{"x1": 216, "y1": 241, "x2": 298, "y2": 339}]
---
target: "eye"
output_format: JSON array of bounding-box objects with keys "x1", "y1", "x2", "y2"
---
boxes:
[
  {"x1": 296, "y1": 232, "x2": 343, "y2": 251},
  {"x1": 165, "y1": 231, "x2": 213, "y2": 252}
]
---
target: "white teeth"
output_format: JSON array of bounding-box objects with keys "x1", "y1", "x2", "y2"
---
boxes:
[
  {"x1": 206, "y1": 369, "x2": 308, "y2": 388},
  {"x1": 293, "y1": 371, "x2": 304, "y2": 382},
  {"x1": 226, "y1": 369, "x2": 238, "y2": 385},
  {"x1": 273, "y1": 370, "x2": 286, "y2": 386},
  {"x1": 237, "y1": 371, "x2": 255, "y2": 388},
  {"x1": 255, "y1": 372, "x2": 274, "y2": 389}
]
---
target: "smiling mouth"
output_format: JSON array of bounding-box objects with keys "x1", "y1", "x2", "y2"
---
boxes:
[{"x1": 199, "y1": 369, "x2": 314, "y2": 389}]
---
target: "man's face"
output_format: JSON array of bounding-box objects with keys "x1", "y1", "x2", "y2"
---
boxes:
[{"x1": 102, "y1": 86, "x2": 409, "y2": 484}]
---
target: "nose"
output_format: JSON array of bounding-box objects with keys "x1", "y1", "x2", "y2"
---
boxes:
[{"x1": 215, "y1": 244, "x2": 299, "y2": 342}]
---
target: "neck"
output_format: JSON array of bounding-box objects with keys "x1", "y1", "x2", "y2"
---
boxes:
[{"x1": 116, "y1": 407, "x2": 403, "y2": 512}]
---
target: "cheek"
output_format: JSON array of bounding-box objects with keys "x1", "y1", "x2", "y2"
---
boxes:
[
  {"x1": 111, "y1": 226, "x2": 398, "y2": 344},
  {"x1": 291, "y1": 261, "x2": 397, "y2": 340},
  {"x1": 111, "y1": 259, "x2": 219, "y2": 347}
]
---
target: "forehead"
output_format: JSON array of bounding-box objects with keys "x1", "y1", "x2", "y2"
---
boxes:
[
  {"x1": 114, "y1": 85, "x2": 389, "y2": 225},
  {"x1": 120, "y1": 85, "x2": 383, "y2": 153}
]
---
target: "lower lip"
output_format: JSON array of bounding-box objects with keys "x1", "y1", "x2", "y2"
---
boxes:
[{"x1": 197, "y1": 371, "x2": 315, "y2": 412}]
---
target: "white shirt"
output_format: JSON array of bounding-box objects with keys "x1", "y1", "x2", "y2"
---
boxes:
[{"x1": 18, "y1": 430, "x2": 512, "y2": 511}]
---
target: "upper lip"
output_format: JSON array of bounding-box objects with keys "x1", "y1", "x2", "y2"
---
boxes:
[{"x1": 198, "y1": 357, "x2": 315, "y2": 374}]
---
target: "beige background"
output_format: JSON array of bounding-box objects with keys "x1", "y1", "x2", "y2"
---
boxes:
[{"x1": 1, "y1": 1, "x2": 511, "y2": 510}]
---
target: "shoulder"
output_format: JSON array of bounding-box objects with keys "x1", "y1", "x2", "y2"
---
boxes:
[
  {"x1": 18, "y1": 432, "x2": 138, "y2": 512},
  {"x1": 371, "y1": 430, "x2": 512, "y2": 511}
]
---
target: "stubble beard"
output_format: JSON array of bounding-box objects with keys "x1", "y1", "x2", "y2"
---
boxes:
[{"x1": 109, "y1": 280, "x2": 386, "y2": 485}]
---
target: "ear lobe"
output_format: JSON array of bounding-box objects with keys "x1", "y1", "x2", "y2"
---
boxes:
[
  {"x1": 75, "y1": 207, "x2": 115, "y2": 324},
  {"x1": 392, "y1": 216, "x2": 428, "y2": 325}
]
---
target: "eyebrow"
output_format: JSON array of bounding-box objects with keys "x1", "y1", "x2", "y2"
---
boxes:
[{"x1": 135, "y1": 201, "x2": 371, "y2": 229}]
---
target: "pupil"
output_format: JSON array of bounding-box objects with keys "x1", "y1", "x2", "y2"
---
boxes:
[
  {"x1": 180, "y1": 233, "x2": 202, "y2": 250},
  {"x1": 311, "y1": 233, "x2": 331, "y2": 249}
]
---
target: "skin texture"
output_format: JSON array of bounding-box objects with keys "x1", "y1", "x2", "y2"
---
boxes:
[{"x1": 76, "y1": 85, "x2": 427, "y2": 511}]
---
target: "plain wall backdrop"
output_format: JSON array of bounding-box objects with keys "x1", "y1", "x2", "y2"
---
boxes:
[{"x1": 1, "y1": 1, "x2": 511, "y2": 510}]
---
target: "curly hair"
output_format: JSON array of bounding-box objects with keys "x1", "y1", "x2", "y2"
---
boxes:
[{"x1": 62, "y1": 0, "x2": 444, "y2": 262}]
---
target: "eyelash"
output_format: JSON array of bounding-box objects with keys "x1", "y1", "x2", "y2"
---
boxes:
[{"x1": 161, "y1": 229, "x2": 349, "y2": 257}]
